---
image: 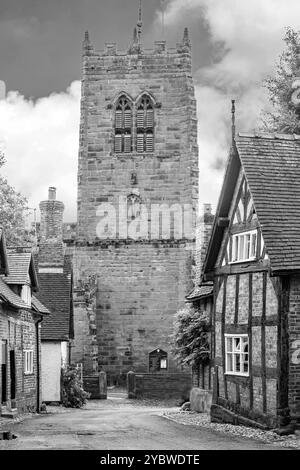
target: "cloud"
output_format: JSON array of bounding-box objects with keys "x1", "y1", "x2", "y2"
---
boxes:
[
  {"x1": 156, "y1": 0, "x2": 300, "y2": 212},
  {"x1": 0, "y1": 81, "x2": 81, "y2": 221}
]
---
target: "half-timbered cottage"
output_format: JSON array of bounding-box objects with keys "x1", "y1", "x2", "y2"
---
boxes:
[{"x1": 203, "y1": 132, "x2": 300, "y2": 430}]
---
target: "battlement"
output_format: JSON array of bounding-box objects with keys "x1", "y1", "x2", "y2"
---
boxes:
[{"x1": 83, "y1": 28, "x2": 191, "y2": 59}]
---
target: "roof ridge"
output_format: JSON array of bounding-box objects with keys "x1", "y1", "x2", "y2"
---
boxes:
[{"x1": 238, "y1": 131, "x2": 300, "y2": 140}]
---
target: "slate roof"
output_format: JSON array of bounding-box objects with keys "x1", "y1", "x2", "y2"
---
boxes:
[
  {"x1": 204, "y1": 132, "x2": 300, "y2": 274},
  {"x1": 186, "y1": 282, "x2": 213, "y2": 301},
  {"x1": 35, "y1": 258, "x2": 73, "y2": 341},
  {"x1": 31, "y1": 295, "x2": 51, "y2": 315},
  {"x1": 5, "y1": 252, "x2": 38, "y2": 289}
]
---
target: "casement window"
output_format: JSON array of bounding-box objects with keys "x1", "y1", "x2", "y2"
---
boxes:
[
  {"x1": 225, "y1": 335, "x2": 249, "y2": 376},
  {"x1": 21, "y1": 285, "x2": 31, "y2": 306},
  {"x1": 24, "y1": 350, "x2": 34, "y2": 374},
  {"x1": 114, "y1": 96, "x2": 133, "y2": 153},
  {"x1": 230, "y1": 229, "x2": 257, "y2": 263},
  {"x1": 136, "y1": 95, "x2": 154, "y2": 153}
]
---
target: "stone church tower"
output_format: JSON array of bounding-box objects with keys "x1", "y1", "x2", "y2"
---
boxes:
[{"x1": 71, "y1": 13, "x2": 199, "y2": 382}]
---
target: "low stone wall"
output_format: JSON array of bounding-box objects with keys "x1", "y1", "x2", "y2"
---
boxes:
[
  {"x1": 133, "y1": 373, "x2": 192, "y2": 400},
  {"x1": 190, "y1": 387, "x2": 212, "y2": 413}
]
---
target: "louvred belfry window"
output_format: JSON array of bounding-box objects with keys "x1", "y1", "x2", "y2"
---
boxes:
[
  {"x1": 114, "y1": 96, "x2": 132, "y2": 153},
  {"x1": 136, "y1": 95, "x2": 154, "y2": 153}
]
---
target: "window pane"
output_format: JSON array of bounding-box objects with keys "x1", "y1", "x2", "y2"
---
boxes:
[
  {"x1": 251, "y1": 232, "x2": 257, "y2": 257},
  {"x1": 226, "y1": 337, "x2": 233, "y2": 352},
  {"x1": 234, "y1": 353, "x2": 241, "y2": 372},
  {"x1": 124, "y1": 110, "x2": 132, "y2": 128},
  {"x1": 226, "y1": 353, "x2": 233, "y2": 372},
  {"x1": 245, "y1": 234, "x2": 251, "y2": 259},
  {"x1": 124, "y1": 134, "x2": 132, "y2": 153},
  {"x1": 234, "y1": 337, "x2": 241, "y2": 352},
  {"x1": 137, "y1": 133, "x2": 144, "y2": 153},
  {"x1": 146, "y1": 109, "x2": 154, "y2": 128},
  {"x1": 115, "y1": 110, "x2": 123, "y2": 128},
  {"x1": 114, "y1": 135, "x2": 122, "y2": 153},
  {"x1": 238, "y1": 235, "x2": 244, "y2": 260},
  {"x1": 137, "y1": 110, "x2": 144, "y2": 128},
  {"x1": 146, "y1": 133, "x2": 153, "y2": 152}
]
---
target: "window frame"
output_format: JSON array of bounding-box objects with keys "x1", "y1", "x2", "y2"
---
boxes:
[
  {"x1": 225, "y1": 334, "x2": 249, "y2": 377},
  {"x1": 114, "y1": 95, "x2": 133, "y2": 154},
  {"x1": 229, "y1": 229, "x2": 258, "y2": 264},
  {"x1": 24, "y1": 349, "x2": 34, "y2": 375},
  {"x1": 136, "y1": 95, "x2": 155, "y2": 154}
]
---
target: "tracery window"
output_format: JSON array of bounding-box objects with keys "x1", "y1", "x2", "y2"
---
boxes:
[
  {"x1": 136, "y1": 95, "x2": 154, "y2": 153},
  {"x1": 114, "y1": 95, "x2": 133, "y2": 153}
]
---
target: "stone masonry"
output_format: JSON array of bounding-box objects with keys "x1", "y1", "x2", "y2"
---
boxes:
[{"x1": 70, "y1": 28, "x2": 199, "y2": 379}]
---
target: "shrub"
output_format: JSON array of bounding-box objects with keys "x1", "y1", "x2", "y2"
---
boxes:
[
  {"x1": 172, "y1": 304, "x2": 210, "y2": 369},
  {"x1": 61, "y1": 366, "x2": 90, "y2": 408}
]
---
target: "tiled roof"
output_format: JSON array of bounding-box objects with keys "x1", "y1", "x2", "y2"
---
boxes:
[
  {"x1": 31, "y1": 295, "x2": 50, "y2": 315},
  {"x1": 204, "y1": 132, "x2": 300, "y2": 274},
  {"x1": 236, "y1": 133, "x2": 300, "y2": 271},
  {"x1": 0, "y1": 277, "x2": 30, "y2": 310},
  {"x1": 5, "y1": 252, "x2": 38, "y2": 288},
  {"x1": 35, "y1": 260, "x2": 72, "y2": 341},
  {"x1": 186, "y1": 283, "x2": 213, "y2": 301}
]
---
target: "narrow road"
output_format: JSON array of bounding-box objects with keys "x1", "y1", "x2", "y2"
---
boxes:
[{"x1": 0, "y1": 398, "x2": 283, "y2": 450}]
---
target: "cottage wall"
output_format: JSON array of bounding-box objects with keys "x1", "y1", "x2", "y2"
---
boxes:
[{"x1": 0, "y1": 307, "x2": 39, "y2": 414}]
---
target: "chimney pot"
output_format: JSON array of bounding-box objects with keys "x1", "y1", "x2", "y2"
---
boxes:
[{"x1": 48, "y1": 187, "x2": 56, "y2": 200}]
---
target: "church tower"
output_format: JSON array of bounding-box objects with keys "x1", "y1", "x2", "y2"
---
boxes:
[{"x1": 71, "y1": 9, "x2": 199, "y2": 381}]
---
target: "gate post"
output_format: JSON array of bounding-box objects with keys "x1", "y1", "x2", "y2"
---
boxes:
[
  {"x1": 99, "y1": 371, "x2": 107, "y2": 399},
  {"x1": 127, "y1": 371, "x2": 136, "y2": 399}
]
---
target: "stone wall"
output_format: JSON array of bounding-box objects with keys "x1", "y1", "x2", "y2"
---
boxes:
[
  {"x1": 288, "y1": 275, "x2": 300, "y2": 424},
  {"x1": 135, "y1": 372, "x2": 192, "y2": 400},
  {"x1": 0, "y1": 308, "x2": 40, "y2": 414},
  {"x1": 71, "y1": 240, "x2": 194, "y2": 376}
]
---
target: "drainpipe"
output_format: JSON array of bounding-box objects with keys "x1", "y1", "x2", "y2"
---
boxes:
[{"x1": 35, "y1": 316, "x2": 43, "y2": 413}]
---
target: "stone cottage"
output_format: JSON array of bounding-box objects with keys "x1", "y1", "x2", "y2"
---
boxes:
[
  {"x1": 0, "y1": 230, "x2": 49, "y2": 417},
  {"x1": 203, "y1": 132, "x2": 300, "y2": 430}
]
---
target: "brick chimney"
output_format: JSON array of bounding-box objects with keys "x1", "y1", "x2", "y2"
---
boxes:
[
  {"x1": 38, "y1": 187, "x2": 64, "y2": 271},
  {"x1": 195, "y1": 203, "x2": 214, "y2": 284}
]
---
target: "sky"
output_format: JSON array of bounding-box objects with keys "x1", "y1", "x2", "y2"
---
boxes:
[{"x1": 1, "y1": 0, "x2": 300, "y2": 221}]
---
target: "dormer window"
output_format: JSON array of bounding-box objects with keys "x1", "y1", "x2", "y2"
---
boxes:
[
  {"x1": 230, "y1": 230, "x2": 257, "y2": 263},
  {"x1": 21, "y1": 284, "x2": 31, "y2": 307},
  {"x1": 114, "y1": 95, "x2": 133, "y2": 153}
]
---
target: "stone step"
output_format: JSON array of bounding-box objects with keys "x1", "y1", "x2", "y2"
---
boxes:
[{"x1": 0, "y1": 408, "x2": 18, "y2": 419}]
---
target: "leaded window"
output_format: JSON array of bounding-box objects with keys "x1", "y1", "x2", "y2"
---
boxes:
[
  {"x1": 136, "y1": 95, "x2": 154, "y2": 153},
  {"x1": 114, "y1": 96, "x2": 133, "y2": 153}
]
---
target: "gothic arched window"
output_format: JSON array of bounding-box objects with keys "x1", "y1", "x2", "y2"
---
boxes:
[
  {"x1": 136, "y1": 95, "x2": 154, "y2": 153},
  {"x1": 114, "y1": 95, "x2": 133, "y2": 153}
]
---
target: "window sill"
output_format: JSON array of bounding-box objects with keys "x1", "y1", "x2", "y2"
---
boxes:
[
  {"x1": 228, "y1": 258, "x2": 257, "y2": 265},
  {"x1": 224, "y1": 372, "x2": 249, "y2": 377},
  {"x1": 24, "y1": 372, "x2": 34, "y2": 376}
]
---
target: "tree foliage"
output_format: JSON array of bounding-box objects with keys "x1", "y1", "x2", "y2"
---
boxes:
[
  {"x1": 172, "y1": 304, "x2": 210, "y2": 368},
  {"x1": 262, "y1": 27, "x2": 300, "y2": 133},
  {"x1": 0, "y1": 154, "x2": 33, "y2": 246},
  {"x1": 61, "y1": 366, "x2": 90, "y2": 408}
]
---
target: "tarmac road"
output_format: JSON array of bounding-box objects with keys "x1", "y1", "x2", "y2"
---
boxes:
[{"x1": 0, "y1": 398, "x2": 284, "y2": 450}]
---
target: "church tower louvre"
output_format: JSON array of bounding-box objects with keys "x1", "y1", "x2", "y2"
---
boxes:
[{"x1": 71, "y1": 8, "x2": 199, "y2": 381}]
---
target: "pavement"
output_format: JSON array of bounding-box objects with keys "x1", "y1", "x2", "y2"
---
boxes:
[{"x1": 0, "y1": 396, "x2": 285, "y2": 450}]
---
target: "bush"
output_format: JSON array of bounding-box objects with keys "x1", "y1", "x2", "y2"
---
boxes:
[
  {"x1": 172, "y1": 304, "x2": 210, "y2": 368},
  {"x1": 61, "y1": 366, "x2": 90, "y2": 408}
]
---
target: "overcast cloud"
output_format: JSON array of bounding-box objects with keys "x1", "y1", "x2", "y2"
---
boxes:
[{"x1": 1, "y1": 0, "x2": 300, "y2": 220}]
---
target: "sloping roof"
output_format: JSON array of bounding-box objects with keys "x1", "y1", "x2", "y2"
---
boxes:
[
  {"x1": 5, "y1": 252, "x2": 38, "y2": 290},
  {"x1": 204, "y1": 132, "x2": 300, "y2": 274},
  {"x1": 0, "y1": 276, "x2": 31, "y2": 310},
  {"x1": 36, "y1": 260, "x2": 72, "y2": 341},
  {"x1": 31, "y1": 295, "x2": 50, "y2": 315},
  {"x1": 186, "y1": 282, "x2": 213, "y2": 301}
]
